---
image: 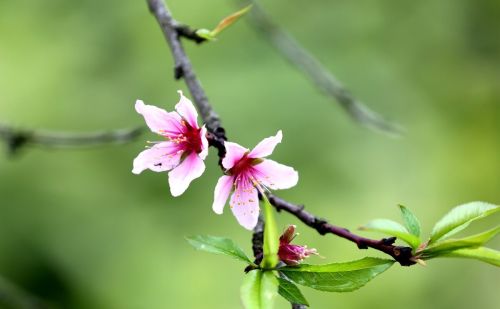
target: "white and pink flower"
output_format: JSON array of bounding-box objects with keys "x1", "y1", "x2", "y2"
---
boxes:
[
  {"x1": 132, "y1": 91, "x2": 208, "y2": 197},
  {"x1": 212, "y1": 130, "x2": 299, "y2": 230}
]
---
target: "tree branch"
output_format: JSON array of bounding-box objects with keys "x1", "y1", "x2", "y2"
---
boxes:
[
  {"x1": 236, "y1": 0, "x2": 401, "y2": 135},
  {"x1": 267, "y1": 194, "x2": 415, "y2": 266},
  {"x1": 0, "y1": 122, "x2": 143, "y2": 155},
  {"x1": 146, "y1": 0, "x2": 225, "y2": 140},
  {"x1": 146, "y1": 0, "x2": 416, "y2": 266}
]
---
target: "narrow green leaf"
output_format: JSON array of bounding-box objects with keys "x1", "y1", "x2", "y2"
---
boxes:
[
  {"x1": 430, "y1": 202, "x2": 499, "y2": 243},
  {"x1": 440, "y1": 247, "x2": 500, "y2": 267},
  {"x1": 186, "y1": 235, "x2": 251, "y2": 264},
  {"x1": 422, "y1": 226, "x2": 500, "y2": 258},
  {"x1": 212, "y1": 5, "x2": 253, "y2": 36},
  {"x1": 399, "y1": 205, "x2": 421, "y2": 237},
  {"x1": 262, "y1": 196, "x2": 279, "y2": 268},
  {"x1": 360, "y1": 219, "x2": 421, "y2": 249},
  {"x1": 280, "y1": 257, "x2": 394, "y2": 292},
  {"x1": 241, "y1": 270, "x2": 278, "y2": 309},
  {"x1": 277, "y1": 277, "x2": 309, "y2": 306}
]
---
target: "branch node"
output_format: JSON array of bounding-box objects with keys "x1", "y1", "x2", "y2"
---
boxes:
[
  {"x1": 244, "y1": 264, "x2": 259, "y2": 273},
  {"x1": 356, "y1": 242, "x2": 369, "y2": 250},
  {"x1": 6, "y1": 132, "x2": 30, "y2": 155},
  {"x1": 214, "y1": 126, "x2": 227, "y2": 140},
  {"x1": 314, "y1": 218, "x2": 330, "y2": 235},
  {"x1": 382, "y1": 237, "x2": 397, "y2": 245},
  {"x1": 174, "y1": 65, "x2": 184, "y2": 80},
  {"x1": 175, "y1": 24, "x2": 207, "y2": 44},
  {"x1": 394, "y1": 246, "x2": 415, "y2": 266}
]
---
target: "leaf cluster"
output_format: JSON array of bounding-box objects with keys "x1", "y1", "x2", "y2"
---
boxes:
[{"x1": 360, "y1": 202, "x2": 500, "y2": 266}]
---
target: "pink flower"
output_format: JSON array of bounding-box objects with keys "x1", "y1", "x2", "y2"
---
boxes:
[
  {"x1": 212, "y1": 130, "x2": 298, "y2": 230},
  {"x1": 278, "y1": 225, "x2": 318, "y2": 265},
  {"x1": 132, "y1": 91, "x2": 208, "y2": 197}
]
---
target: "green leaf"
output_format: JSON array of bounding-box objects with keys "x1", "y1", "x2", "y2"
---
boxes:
[
  {"x1": 280, "y1": 257, "x2": 394, "y2": 292},
  {"x1": 277, "y1": 277, "x2": 309, "y2": 306},
  {"x1": 422, "y1": 226, "x2": 500, "y2": 258},
  {"x1": 399, "y1": 205, "x2": 421, "y2": 237},
  {"x1": 186, "y1": 235, "x2": 251, "y2": 264},
  {"x1": 212, "y1": 5, "x2": 253, "y2": 36},
  {"x1": 429, "y1": 202, "x2": 499, "y2": 243},
  {"x1": 440, "y1": 247, "x2": 500, "y2": 267},
  {"x1": 360, "y1": 219, "x2": 421, "y2": 249},
  {"x1": 241, "y1": 270, "x2": 278, "y2": 309},
  {"x1": 262, "y1": 196, "x2": 279, "y2": 268}
]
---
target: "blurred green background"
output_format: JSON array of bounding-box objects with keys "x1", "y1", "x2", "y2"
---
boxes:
[{"x1": 0, "y1": 0, "x2": 499, "y2": 308}]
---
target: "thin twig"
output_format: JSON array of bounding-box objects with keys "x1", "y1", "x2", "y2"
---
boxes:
[
  {"x1": 146, "y1": 0, "x2": 415, "y2": 266},
  {"x1": 0, "y1": 122, "x2": 144, "y2": 155},
  {"x1": 235, "y1": 0, "x2": 401, "y2": 135}
]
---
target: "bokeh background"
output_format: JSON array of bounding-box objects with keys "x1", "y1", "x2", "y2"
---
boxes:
[{"x1": 1, "y1": 0, "x2": 499, "y2": 308}]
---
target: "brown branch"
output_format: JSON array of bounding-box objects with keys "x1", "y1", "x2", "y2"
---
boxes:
[
  {"x1": 146, "y1": 0, "x2": 225, "y2": 140},
  {"x1": 0, "y1": 122, "x2": 144, "y2": 155},
  {"x1": 251, "y1": 215, "x2": 264, "y2": 264},
  {"x1": 146, "y1": 0, "x2": 416, "y2": 267},
  {"x1": 267, "y1": 194, "x2": 415, "y2": 266}
]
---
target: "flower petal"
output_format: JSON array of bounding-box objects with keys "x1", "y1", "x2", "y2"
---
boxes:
[
  {"x1": 248, "y1": 130, "x2": 282, "y2": 158},
  {"x1": 199, "y1": 125, "x2": 209, "y2": 160},
  {"x1": 222, "y1": 142, "x2": 249, "y2": 170},
  {"x1": 175, "y1": 90, "x2": 199, "y2": 129},
  {"x1": 132, "y1": 142, "x2": 182, "y2": 174},
  {"x1": 168, "y1": 152, "x2": 205, "y2": 197},
  {"x1": 135, "y1": 100, "x2": 183, "y2": 135},
  {"x1": 212, "y1": 175, "x2": 234, "y2": 214},
  {"x1": 251, "y1": 159, "x2": 298, "y2": 190},
  {"x1": 230, "y1": 180, "x2": 259, "y2": 230}
]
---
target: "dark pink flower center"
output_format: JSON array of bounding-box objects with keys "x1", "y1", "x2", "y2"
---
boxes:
[
  {"x1": 229, "y1": 155, "x2": 263, "y2": 177},
  {"x1": 168, "y1": 121, "x2": 203, "y2": 154},
  {"x1": 230, "y1": 155, "x2": 253, "y2": 175},
  {"x1": 182, "y1": 123, "x2": 203, "y2": 153}
]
